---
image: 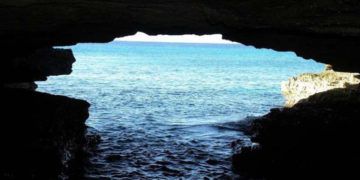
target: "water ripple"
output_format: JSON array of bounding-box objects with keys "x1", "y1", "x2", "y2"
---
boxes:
[{"x1": 38, "y1": 41, "x2": 324, "y2": 179}]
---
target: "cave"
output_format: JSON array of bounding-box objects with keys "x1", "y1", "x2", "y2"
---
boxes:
[{"x1": 1, "y1": 1, "x2": 360, "y2": 179}]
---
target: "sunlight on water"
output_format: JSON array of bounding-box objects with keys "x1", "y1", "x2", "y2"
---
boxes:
[{"x1": 38, "y1": 41, "x2": 324, "y2": 179}]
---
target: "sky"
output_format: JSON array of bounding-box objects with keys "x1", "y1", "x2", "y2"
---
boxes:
[{"x1": 115, "y1": 32, "x2": 237, "y2": 44}]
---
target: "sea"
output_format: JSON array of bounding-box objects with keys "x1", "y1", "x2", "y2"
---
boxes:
[{"x1": 37, "y1": 41, "x2": 324, "y2": 179}]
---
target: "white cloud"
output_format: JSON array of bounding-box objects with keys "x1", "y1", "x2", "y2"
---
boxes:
[{"x1": 115, "y1": 32, "x2": 237, "y2": 44}]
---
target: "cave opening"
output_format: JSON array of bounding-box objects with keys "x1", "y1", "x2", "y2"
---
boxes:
[
  {"x1": 2, "y1": 0, "x2": 360, "y2": 178},
  {"x1": 36, "y1": 33, "x2": 325, "y2": 179}
]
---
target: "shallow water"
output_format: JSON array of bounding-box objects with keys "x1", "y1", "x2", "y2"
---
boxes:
[{"x1": 38, "y1": 41, "x2": 323, "y2": 179}]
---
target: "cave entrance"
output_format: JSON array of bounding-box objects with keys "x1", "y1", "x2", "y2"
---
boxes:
[{"x1": 37, "y1": 32, "x2": 324, "y2": 179}]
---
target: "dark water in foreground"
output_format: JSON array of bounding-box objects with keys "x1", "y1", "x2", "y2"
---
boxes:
[{"x1": 38, "y1": 41, "x2": 323, "y2": 179}]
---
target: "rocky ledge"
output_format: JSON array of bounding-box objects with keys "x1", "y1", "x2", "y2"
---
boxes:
[
  {"x1": 281, "y1": 68, "x2": 360, "y2": 107},
  {"x1": 233, "y1": 78, "x2": 360, "y2": 179},
  {"x1": 0, "y1": 88, "x2": 91, "y2": 179}
]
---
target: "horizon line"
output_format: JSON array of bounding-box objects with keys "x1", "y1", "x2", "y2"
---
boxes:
[
  {"x1": 114, "y1": 40, "x2": 240, "y2": 45},
  {"x1": 114, "y1": 32, "x2": 239, "y2": 44}
]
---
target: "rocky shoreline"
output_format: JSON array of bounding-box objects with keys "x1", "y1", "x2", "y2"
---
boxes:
[
  {"x1": 281, "y1": 69, "x2": 360, "y2": 107},
  {"x1": 232, "y1": 72, "x2": 360, "y2": 179}
]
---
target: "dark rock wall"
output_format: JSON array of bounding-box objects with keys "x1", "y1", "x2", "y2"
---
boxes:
[
  {"x1": 1, "y1": 88, "x2": 90, "y2": 179},
  {"x1": 232, "y1": 86, "x2": 360, "y2": 179},
  {"x1": 0, "y1": 43, "x2": 83, "y2": 179},
  {"x1": 1, "y1": 48, "x2": 75, "y2": 83},
  {"x1": 1, "y1": 0, "x2": 360, "y2": 72}
]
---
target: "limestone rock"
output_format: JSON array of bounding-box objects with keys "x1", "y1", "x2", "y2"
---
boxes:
[{"x1": 281, "y1": 70, "x2": 360, "y2": 107}]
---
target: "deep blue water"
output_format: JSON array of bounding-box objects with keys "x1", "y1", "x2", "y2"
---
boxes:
[{"x1": 38, "y1": 41, "x2": 324, "y2": 179}]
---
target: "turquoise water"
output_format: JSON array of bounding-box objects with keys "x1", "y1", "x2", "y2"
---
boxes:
[{"x1": 38, "y1": 41, "x2": 324, "y2": 179}]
